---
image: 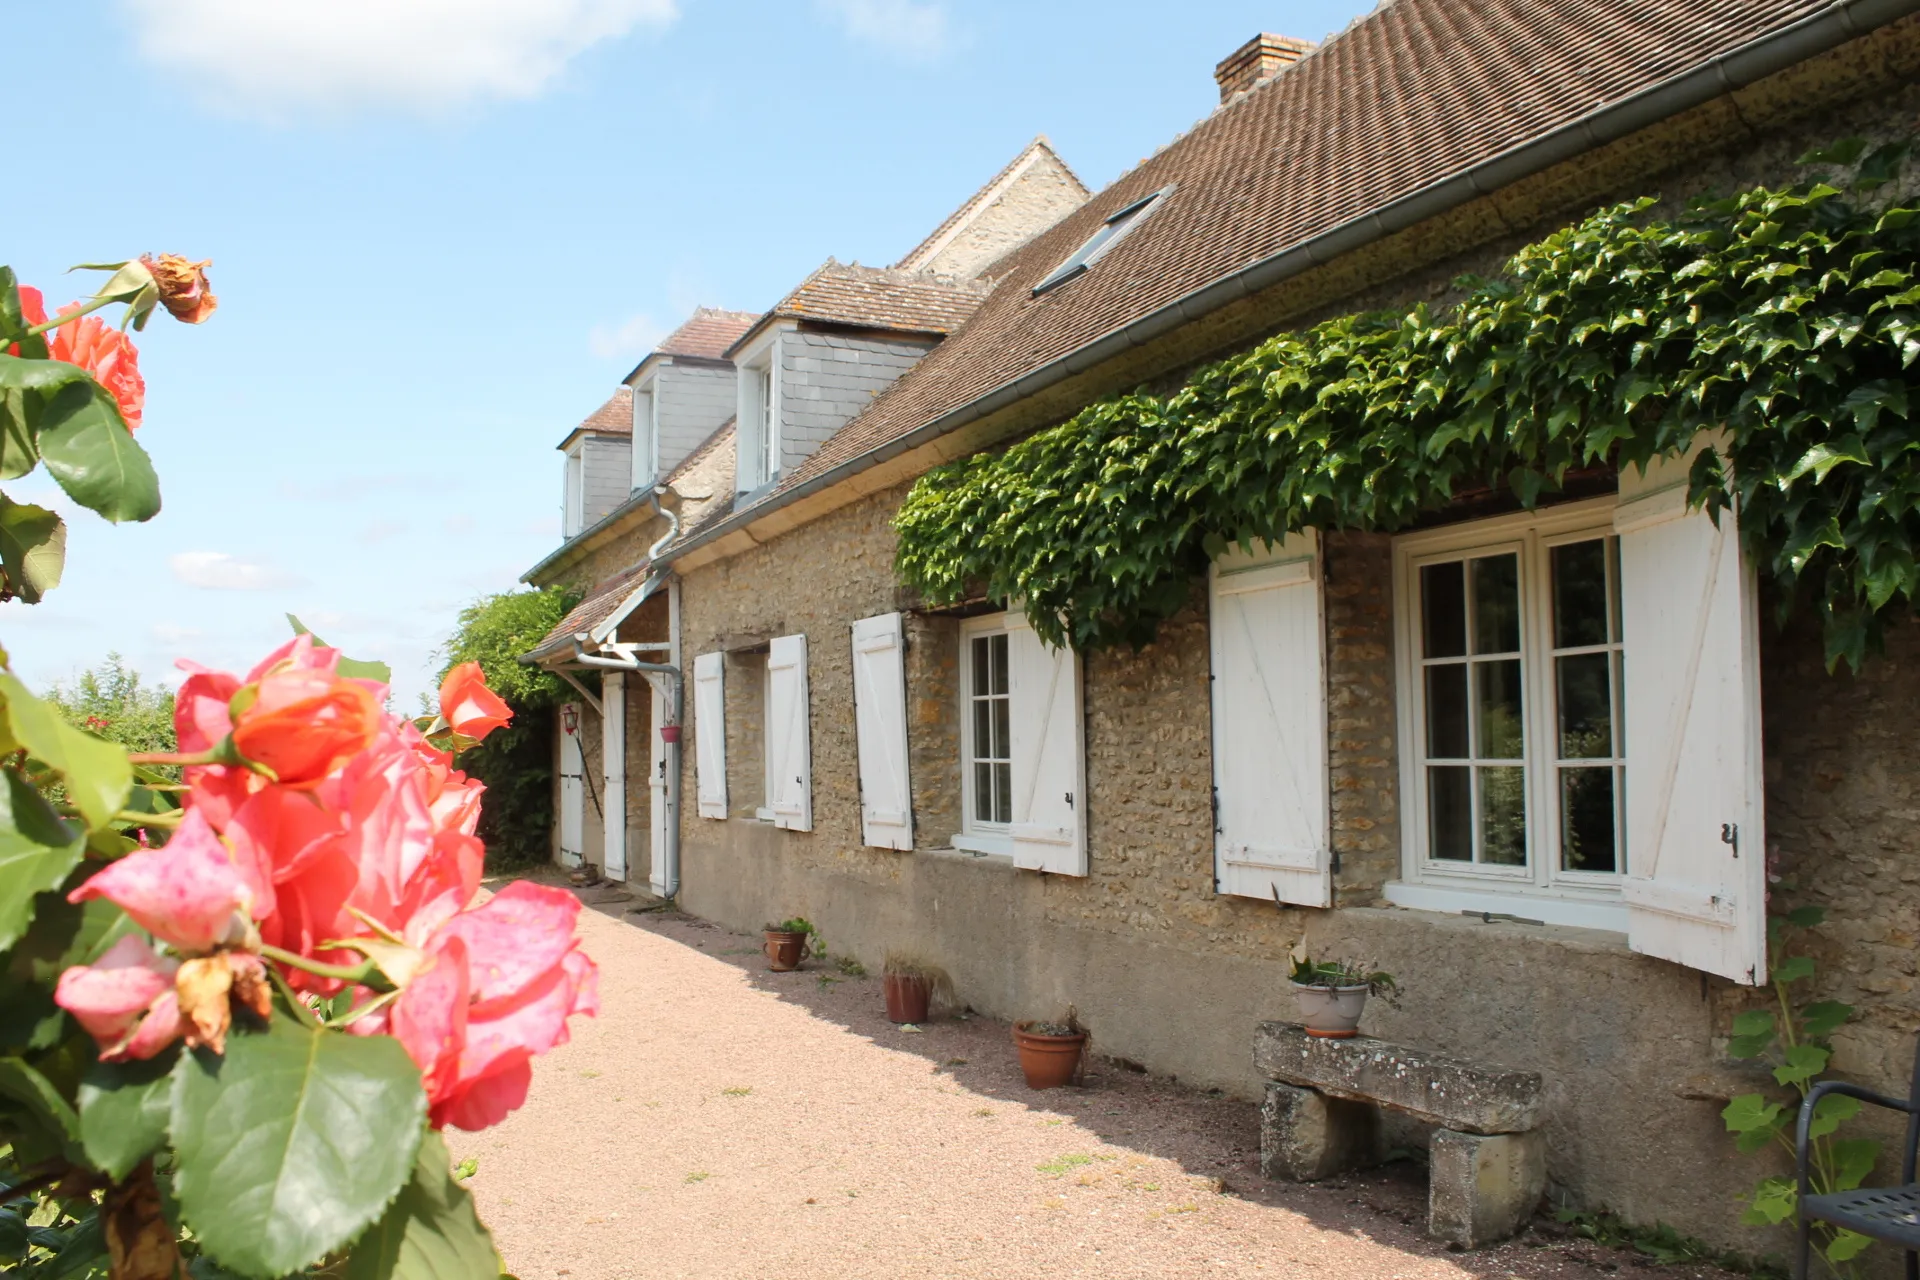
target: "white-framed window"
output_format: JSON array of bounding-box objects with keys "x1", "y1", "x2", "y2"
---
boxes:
[
  {"x1": 960, "y1": 615, "x2": 1013, "y2": 844},
  {"x1": 736, "y1": 337, "x2": 782, "y2": 492},
  {"x1": 631, "y1": 377, "x2": 658, "y2": 492},
  {"x1": 562, "y1": 443, "x2": 584, "y2": 538},
  {"x1": 1390, "y1": 497, "x2": 1628, "y2": 926}
]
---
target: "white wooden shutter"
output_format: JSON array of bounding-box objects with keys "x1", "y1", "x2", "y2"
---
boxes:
[
  {"x1": 601, "y1": 672, "x2": 626, "y2": 881},
  {"x1": 693, "y1": 652, "x2": 727, "y2": 820},
  {"x1": 559, "y1": 707, "x2": 585, "y2": 863},
  {"x1": 851, "y1": 613, "x2": 913, "y2": 850},
  {"x1": 1209, "y1": 532, "x2": 1332, "y2": 907},
  {"x1": 1615, "y1": 442, "x2": 1766, "y2": 985},
  {"x1": 1006, "y1": 612, "x2": 1086, "y2": 875},
  {"x1": 766, "y1": 633, "x2": 813, "y2": 832}
]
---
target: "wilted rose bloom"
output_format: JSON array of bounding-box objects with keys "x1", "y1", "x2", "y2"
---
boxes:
[
  {"x1": 14, "y1": 286, "x2": 146, "y2": 430},
  {"x1": 54, "y1": 935, "x2": 185, "y2": 1062},
  {"x1": 439, "y1": 662, "x2": 512, "y2": 741},
  {"x1": 69, "y1": 808, "x2": 254, "y2": 953},
  {"x1": 140, "y1": 253, "x2": 218, "y2": 324}
]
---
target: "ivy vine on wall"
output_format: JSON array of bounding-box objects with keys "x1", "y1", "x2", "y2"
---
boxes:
[{"x1": 895, "y1": 142, "x2": 1920, "y2": 669}]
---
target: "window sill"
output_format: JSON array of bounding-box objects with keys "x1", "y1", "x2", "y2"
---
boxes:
[
  {"x1": 925, "y1": 844, "x2": 1015, "y2": 869},
  {"x1": 1382, "y1": 880, "x2": 1628, "y2": 934},
  {"x1": 951, "y1": 832, "x2": 1013, "y2": 858}
]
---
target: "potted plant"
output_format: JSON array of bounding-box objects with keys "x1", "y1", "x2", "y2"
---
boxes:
[
  {"x1": 1289, "y1": 952, "x2": 1396, "y2": 1038},
  {"x1": 1012, "y1": 1007, "x2": 1088, "y2": 1089},
  {"x1": 882, "y1": 951, "x2": 952, "y2": 1024},
  {"x1": 764, "y1": 917, "x2": 819, "y2": 972}
]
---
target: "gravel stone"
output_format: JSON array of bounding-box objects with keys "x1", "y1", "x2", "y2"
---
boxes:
[{"x1": 447, "y1": 899, "x2": 1748, "y2": 1280}]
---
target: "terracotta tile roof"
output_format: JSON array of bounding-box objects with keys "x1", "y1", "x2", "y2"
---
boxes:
[
  {"x1": 558, "y1": 386, "x2": 632, "y2": 449},
  {"x1": 770, "y1": 0, "x2": 1832, "y2": 495},
  {"x1": 529, "y1": 562, "x2": 652, "y2": 658},
  {"x1": 658, "y1": 308, "x2": 761, "y2": 361},
  {"x1": 728, "y1": 261, "x2": 990, "y2": 355},
  {"x1": 894, "y1": 137, "x2": 1088, "y2": 275}
]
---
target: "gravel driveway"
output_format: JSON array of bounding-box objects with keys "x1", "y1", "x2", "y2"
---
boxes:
[{"x1": 447, "y1": 896, "x2": 1748, "y2": 1280}]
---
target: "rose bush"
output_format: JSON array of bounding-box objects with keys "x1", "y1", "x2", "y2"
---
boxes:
[{"x1": 0, "y1": 261, "x2": 582, "y2": 1279}]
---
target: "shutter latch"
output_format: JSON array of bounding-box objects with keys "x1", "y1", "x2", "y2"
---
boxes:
[
  {"x1": 1065, "y1": 791, "x2": 1074, "y2": 809},
  {"x1": 1721, "y1": 823, "x2": 1739, "y2": 857}
]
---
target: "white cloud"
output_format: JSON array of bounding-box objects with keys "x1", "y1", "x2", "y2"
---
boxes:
[
  {"x1": 589, "y1": 312, "x2": 668, "y2": 363},
  {"x1": 169, "y1": 551, "x2": 306, "y2": 591},
  {"x1": 121, "y1": 0, "x2": 679, "y2": 118},
  {"x1": 816, "y1": 0, "x2": 954, "y2": 60},
  {"x1": 357, "y1": 520, "x2": 408, "y2": 545}
]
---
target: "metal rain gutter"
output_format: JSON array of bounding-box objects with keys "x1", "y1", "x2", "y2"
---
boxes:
[{"x1": 658, "y1": 0, "x2": 1920, "y2": 568}]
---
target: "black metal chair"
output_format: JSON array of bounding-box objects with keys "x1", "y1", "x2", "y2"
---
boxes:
[{"x1": 1796, "y1": 1043, "x2": 1920, "y2": 1280}]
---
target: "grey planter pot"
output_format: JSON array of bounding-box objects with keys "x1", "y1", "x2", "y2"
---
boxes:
[{"x1": 1290, "y1": 982, "x2": 1370, "y2": 1038}]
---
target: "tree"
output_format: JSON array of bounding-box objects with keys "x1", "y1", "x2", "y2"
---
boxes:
[
  {"x1": 45, "y1": 652, "x2": 176, "y2": 759},
  {"x1": 437, "y1": 587, "x2": 575, "y2": 867}
]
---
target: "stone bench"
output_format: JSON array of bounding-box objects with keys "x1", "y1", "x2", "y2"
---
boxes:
[{"x1": 1253, "y1": 1022, "x2": 1547, "y2": 1248}]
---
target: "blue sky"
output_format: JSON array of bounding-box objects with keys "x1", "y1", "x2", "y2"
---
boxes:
[{"x1": 5, "y1": 0, "x2": 1372, "y2": 707}]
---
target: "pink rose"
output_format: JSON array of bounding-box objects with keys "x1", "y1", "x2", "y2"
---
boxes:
[{"x1": 438, "y1": 662, "x2": 512, "y2": 742}]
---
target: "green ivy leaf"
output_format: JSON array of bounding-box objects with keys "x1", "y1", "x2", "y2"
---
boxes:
[
  {"x1": 1774, "y1": 1042, "x2": 1832, "y2": 1088},
  {"x1": 171, "y1": 1012, "x2": 428, "y2": 1279},
  {"x1": 345, "y1": 1129, "x2": 500, "y2": 1280},
  {"x1": 1772, "y1": 955, "x2": 1816, "y2": 984},
  {"x1": 36, "y1": 379, "x2": 160, "y2": 523},
  {"x1": 0, "y1": 672, "x2": 133, "y2": 830},
  {"x1": 78, "y1": 1049, "x2": 180, "y2": 1181},
  {"x1": 1830, "y1": 1138, "x2": 1882, "y2": 1191},
  {"x1": 0, "y1": 495, "x2": 64, "y2": 604},
  {"x1": 1800, "y1": 1000, "x2": 1853, "y2": 1040},
  {"x1": 1808, "y1": 1090, "x2": 1862, "y2": 1140}
]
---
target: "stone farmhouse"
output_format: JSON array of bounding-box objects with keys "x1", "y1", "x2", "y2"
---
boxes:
[{"x1": 521, "y1": 1, "x2": 1920, "y2": 1254}]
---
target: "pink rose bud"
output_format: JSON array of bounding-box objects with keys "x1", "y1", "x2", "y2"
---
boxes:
[{"x1": 69, "y1": 808, "x2": 255, "y2": 953}]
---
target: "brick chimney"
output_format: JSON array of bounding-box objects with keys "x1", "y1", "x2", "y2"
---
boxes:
[{"x1": 1213, "y1": 33, "x2": 1313, "y2": 102}]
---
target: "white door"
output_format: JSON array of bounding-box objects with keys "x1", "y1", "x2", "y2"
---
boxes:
[
  {"x1": 1615, "y1": 442, "x2": 1767, "y2": 985},
  {"x1": 559, "y1": 708, "x2": 584, "y2": 867},
  {"x1": 1005, "y1": 612, "x2": 1086, "y2": 875},
  {"x1": 602, "y1": 673, "x2": 626, "y2": 881},
  {"x1": 1209, "y1": 533, "x2": 1332, "y2": 907},
  {"x1": 649, "y1": 679, "x2": 671, "y2": 896},
  {"x1": 852, "y1": 613, "x2": 913, "y2": 850}
]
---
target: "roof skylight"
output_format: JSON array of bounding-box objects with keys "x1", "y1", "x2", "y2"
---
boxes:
[{"x1": 1032, "y1": 185, "x2": 1174, "y2": 295}]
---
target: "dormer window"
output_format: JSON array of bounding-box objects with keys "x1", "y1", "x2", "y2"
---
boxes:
[
  {"x1": 563, "y1": 444, "x2": 585, "y2": 538},
  {"x1": 632, "y1": 376, "x2": 658, "y2": 493},
  {"x1": 1032, "y1": 186, "x2": 1174, "y2": 295},
  {"x1": 735, "y1": 335, "x2": 783, "y2": 493}
]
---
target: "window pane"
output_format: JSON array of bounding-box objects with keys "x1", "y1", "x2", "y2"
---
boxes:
[
  {"x1": 1556, "y1": 652, "x2": 1612, "y2": 759},
  {"x1": 1560, "y1": 766, "x2": 1617, "y2": 873},
  {"x1": 971, "y1": 637, "x2": 989, "y2": 697},
  {"x1": 1421, "y1": 561, "x2": 1466, "y2": 658},
  {"x1": 1478, "y1": 766, "x2": 1528, "y2": 865},
  {"x1": 990, "y1": 634, "x2": 1009, "y2": 695},
  {"x1": 1428, "y1": 766, "x2": 1472, "y2": 861},
  {"x1": 1613, "y1": 650, "x2": 1626, "y2": 755},
  {"x1": 993, "y1": 763, "x2": 1012, "y2": 824},
  {"x1": 992, "y1": 697, "x2": 1010, "y2": 761},
  {"x1": 1474, "y1": 659, "x2": 1524, "y2": 758},
  {"x1": 1551, "y1": 539, "x2": 1610, "y2": 648},
  {"x1": 1471, "y1": 554, "x2": 1520, "y2": 654},
  {"x1": 973, "y1": 762, "x2": 994, "y2": 823},
  {"x1": 972, "y1": 699, "x2": 991, "y2": 762},
  {"x1": 1425, "y1": 664, "x2": 1468, "y2": 759}
]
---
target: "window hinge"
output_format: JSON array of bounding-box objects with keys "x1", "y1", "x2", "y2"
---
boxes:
[
  {"x1": 1330, "y1": 849, "x2": 1341, "y2": 875},
  {"x1": 1721, "y1": 823, "x2": 1739, "y2": 857}
]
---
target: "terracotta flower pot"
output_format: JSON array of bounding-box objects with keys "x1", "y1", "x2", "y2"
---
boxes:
[
  {"x1": 1012, "y1": 1021, "x2": 1087, "y2": 1090},
  {"x1": 765, "y1": 930, "x2": 807, "y2": 972},
  {"x1": 883, "y1": 973, "x2": 932, "y2": 1023},
  {"x1": 1291, "y1": 982, "x2": 1370, "y2": 1038}
]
